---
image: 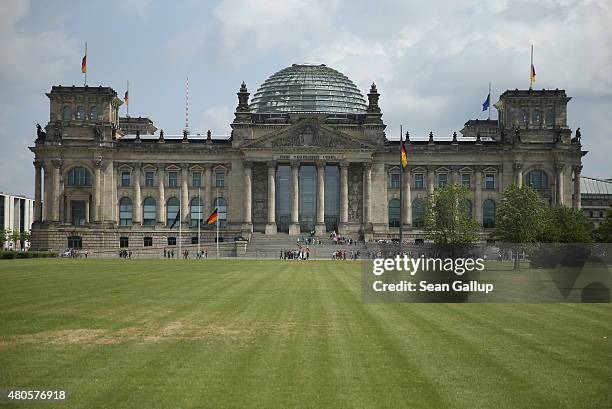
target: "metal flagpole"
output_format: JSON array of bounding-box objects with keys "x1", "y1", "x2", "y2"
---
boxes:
[
  {"x1": 488, "y1": 82, "x2": 491, "y2": 120},
  {"x1": 83, "y1": 42, "x2": 87, "y2": 86},
  {"x1": 179, "y1": 193, "x2": 182, "y2": 259},
  {"x1": 216, "y1": 187, "x2": 219, "y2": 259},
  {"x1": 198, "y1": 187, "x2": 201, "y2": 257},
  {"x1": 399, "y1": 125, "x2": 403, "y2": 256},
  {"x1": 126, "y1": 80, "x2": 129, "y2": 117},
  {"x1": 530, "y1": 44, "x2": 534, "y2": 90}
]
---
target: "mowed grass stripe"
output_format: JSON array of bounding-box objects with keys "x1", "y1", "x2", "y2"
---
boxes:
[{"x1": 0, "y1": 260, "x2": 610, "y2": 409}]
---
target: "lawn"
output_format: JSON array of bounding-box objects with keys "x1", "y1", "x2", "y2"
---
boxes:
[{"x1": 0, "y1": 259, "x2": 610, "y2": 409}]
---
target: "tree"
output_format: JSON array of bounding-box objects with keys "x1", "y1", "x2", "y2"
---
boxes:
[
  {"x1": 0, "y1": 229, "x2": 9, "y2": 250},
  {"x1": 424, "y1": 184, "x2": 480, "y2": 255},
  {"x1": 20, "y1": 231, "x2": 31, "y2": 251},
  {"x1": 495, "y1": 185, "x2": 548, "y2": 269},
  {"x1": 595, "y1": 205, "x2": 612, "y2": 242},
  {"x1": 11, "y1": 230, "x2": 21, "y2": 251},
  {"x1": 539, "y1": 205, "x2": 593, "y2": 243}
]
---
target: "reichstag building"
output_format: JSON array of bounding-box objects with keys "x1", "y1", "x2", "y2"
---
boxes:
[{"x1": 29, "y1": 63, "x2": 585, "y2": 253}]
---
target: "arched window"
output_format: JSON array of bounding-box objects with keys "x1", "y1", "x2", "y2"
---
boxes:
[
  {"x1": 62, "y1": 106, "x2": 72, "y2": 120},
  {"x1": 483, "y1": 199, "x2": 496, "y2": 228},
  {"x1": 190, "y1": 197, "x2": 203, "y2": 227},
  {"x1": 67, "y1": 166, "x2": 91, "y2": 186},
  {"x1": 143, "y1": 197, "x2": 156, "y2": 226},
  {"x1": 76, "y1": 106, "x2": 85, "y2": 120},
  {"x1": 525, "y1": 170, "x2": 549, "y2": 190},
  {"x1": 90, "y1": 106, "x2": 98, "y2": 120},
  {"x1": 532, "y1": 110, "x2": 541, "y2": 124},
  {"x1": 388, "y1": 199, "x2": 400, "y2": 227},
  {"x1": 545, "y1": 109, "x2": 554, "y2": 125},
  {"x1": 461, "y1": 199, "x2": 472, "y2": 219},
  {"x1": 119, "y1": 197, "x2": 133, "y2": 226},
  {"x1": 166, "y1": 197, "x2": 180, "y2": 226},
  {"x1": 214, "y1": 197, "x2": 227, "y2": 228},
  {"x1": 521, "y1": 110, "x2": 528, "y2": 125},
  {"x1": 412, "y1": 199, "x2": 425, "y2": 228}
]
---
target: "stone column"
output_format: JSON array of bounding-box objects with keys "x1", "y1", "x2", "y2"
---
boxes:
[
  {"x1": 427, "y1": 166, "x2": 435, "y2": 195},
  {"x1": 474, "y1": 166, "x2": 483, "y2": 225},
  {"x1": 243, "y1": 161, "x2": 253, "y2": 232},
  {"x1": 315, "y1": 161, "x2": 326, "y2": 235},
  {"x1": 555, "y1": 163, "x2": 564, "y2": 206},
  {"x1": 514, "y1": 163, "x2": 523, "y2": 187},
  {"x1": 33, "y1": 161, "x2": 42, "y2": 222},
  {"x1": 403, "y1": 168, "x2": 412, "y2": 226},
  {"x1": 265, "y1": 161, "x2": 277, "y2": 234},
  {"x1": 289, "y1": 161, "x2": 300, "y2": 235},
  {"x1": 363, "y1": 162, "x2": 372, "y2": 225},
  {"x1": 157, "y1": 166, "x2": 165, "y2": 224},
  {"x1": 51, "y1": 159, "x2": 62, "y2": 222},
  {"x1": 339, "y1": 161, "x2": 349, "y2": 231},
  {"x1": 204, "y1": 165, "x2": 212, "y2": 217},
  {"x1": 93, "y1": 160, "x2": 101, "y2": 222},
  {"x1": 181, "y1": 165, "x2": 189, "y2": 224},
  {"x1": 573, "y1": 165, "x2": 582, "y2": 209},
  {"x1": 133, "y1": 164, "x2": 142, "y2": 224}
]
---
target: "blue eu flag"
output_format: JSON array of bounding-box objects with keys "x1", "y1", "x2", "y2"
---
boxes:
[{"x1": 482, "y1": 93, "x2": 490, "y2": 112}]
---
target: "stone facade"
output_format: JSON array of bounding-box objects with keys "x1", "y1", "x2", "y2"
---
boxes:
[{"x1": 29, "y1": 66, "x2": 585, "y2": 254}]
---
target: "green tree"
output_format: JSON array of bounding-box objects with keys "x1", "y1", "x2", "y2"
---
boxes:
[
  {"x1": 424, "y1": 184, "x2": 480, "y2": 254},
  {"x1": 539, "y1": 205, "x2": 593, "y2": 243},
  {"x1": 11, "y1": 230, "x2": 21, "y2": 251},
  {"x1": 495, "y1": 185, "x2": 548, "y2": 269},
  {"x1": 0, "y1": 229, "x2": 9, "y2": 250},
  {"x1": 595, "y1": 205, "x2": 612, "y2": 242},
  {"x1": 20, "y1": 231, "x2": 31, "y2": 250}
]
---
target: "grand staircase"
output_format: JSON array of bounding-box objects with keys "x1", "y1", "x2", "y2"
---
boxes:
[{"x1": 243, "y1": 232, "x2": 370, "y2": 259}]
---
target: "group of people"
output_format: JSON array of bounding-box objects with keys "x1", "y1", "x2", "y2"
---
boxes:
[
  {"x1": 162, "y1": 248, "x2": 209, "y2": 259},
  {"x1": 280, "y1": 246, "x2": 311, "y2": 260},
  {"x1": 119, "y1": 249, "x2": 132, "y2": 258},
  {"x1": 330, "y1": 231, "x2": 357, "y2": 246},
  {"x1": 332, "y1": 249, "x2": 361, "y2": 260}
]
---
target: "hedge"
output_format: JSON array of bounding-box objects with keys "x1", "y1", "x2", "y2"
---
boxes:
[{"x1": 1, "y1": 251, "x2": 58, "y2": 259}]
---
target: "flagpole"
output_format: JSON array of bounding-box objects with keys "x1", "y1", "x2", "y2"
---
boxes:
[
  {"x1": 399, "y1": 125, "x2": 403, "y2": 256},
  {"x1": 126, "y1": 80, "x2": 129, "y2": 118},
  {"x1": 179, "y1": 193, "x2": 182, "y2": 259},
  {"x1": 216, "y1": 187, "x2": 219, "y2": 259},
  {"x1": 83, "y1": 42, "x2": 87, "y2": 86},
  {"x1": 488, "y1": 82, "x2": 491, "y2": 120},
  {"x1": 198, "y1": 187, "x2": 201, "y2": 257},
  {"x1": 530, "y1": 44, "x2": 533, "y2": 90}
]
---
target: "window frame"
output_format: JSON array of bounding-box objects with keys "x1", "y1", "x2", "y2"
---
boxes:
[
  {"x1": 414, "y1": 173, "x2": 424, "y2": 189},
  {"x1": 168, "y1": 171, "x2": 178, "y2": 188},
  {"x1": 484, "y1": 173, "x2": 495, "y2": 189},
  {"x1": 121, "y1": 171, "x2": 131, "y2": 187},
  {"x1": 144, "y1": 171, "x2": 155, "y2": 187}
]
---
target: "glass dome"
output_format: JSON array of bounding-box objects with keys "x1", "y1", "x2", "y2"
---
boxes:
[{"x1": 250, "y1": 63, "x2": 367, "y2": 114}]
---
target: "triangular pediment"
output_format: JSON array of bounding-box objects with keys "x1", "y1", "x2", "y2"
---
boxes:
[{"x1": 242, "y1": 120, "x2": 375, "y2": 150}]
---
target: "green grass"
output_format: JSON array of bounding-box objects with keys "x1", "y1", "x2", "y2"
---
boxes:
[{"x1": 0, "y1": 259, "x2": 610, "y2": 409}]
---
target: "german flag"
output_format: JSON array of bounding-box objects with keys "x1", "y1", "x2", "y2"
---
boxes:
[
  {"x1": 530, "y1": 64, "x2": 536, "y2": 83},
  {"x1": 124, "y1": 90, "x2": 129, "y2": 104},
  {"x1": 81, "y1": 55, "x2": 87, "y2": 74},
  {"x1": 206, "y1": 208, "x2": 218, "y2": 225},
  {"x1": 401, "y1": 138, "x2": 408, "y2": 169}
]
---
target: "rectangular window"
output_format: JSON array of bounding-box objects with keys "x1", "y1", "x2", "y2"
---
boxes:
[
  {"x1": 120, "y1": 237, "x2": 129, "y2": 248},
  {"x1": 121, "y1": 172, "x2": 131, "y2": 187},
  {"x1": 168, "y1": 171, "x2": 178, "y2": 187},
  {"x1": 215, "y1": 171, "x2": 225, "y2": 187},
  {"x1": 145, "y1": 171, "x2": 155, "y2": 187},
  {"x1": 390, "y1": 173, "x2": 400, "y2": 189},
  {"x1": 67, "y1": 236, "x2": 82, "y2": 249},
  {"x1": 167, "y1": 237, "x2": 177, "y2": 246},
  {"x1": 192, "y1": 172, "x2": 202, "y2": 187},
  {"x1": 485, "y1": 174, "x2": 495, "y2": 189},
  {"x1": 191, "y1": 236, "x2": 199, "y2": 244},
  {"x1": 414, "y1": 174, "x2": 424, "y2": 189},
  {"x1": 438, "y1": 174, "x2": 447, "y2": 188},
  {"x1": 461, "y1": 174, "x2": 471, "y2": 187},
  {"x1": 143, "y1": 237, "x2": 153, "y2": 247}
]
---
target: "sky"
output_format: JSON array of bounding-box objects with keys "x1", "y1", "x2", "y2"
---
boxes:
[{"x1": 1, "y1": 0, "x2": 611, "y2": 197}]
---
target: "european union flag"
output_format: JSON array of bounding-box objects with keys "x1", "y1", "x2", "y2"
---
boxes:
[{"x1": 482, "y1": 93, "x2": 490, "y2": 112}]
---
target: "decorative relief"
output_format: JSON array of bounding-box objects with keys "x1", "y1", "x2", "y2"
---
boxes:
[
  {"x1": 247, "y1": 122, "x2": 371, "y2": 149},
  {"x1": 348, "y1": 164, "x2": 363, "y2": 223},
  {"x1": 252, "y1": 163, "x2": 268, "y2": 223}
]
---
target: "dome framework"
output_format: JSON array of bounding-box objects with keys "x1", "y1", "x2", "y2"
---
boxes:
[{"x1": 250, "y1": 63, "x2": 367, "y2": 114}]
